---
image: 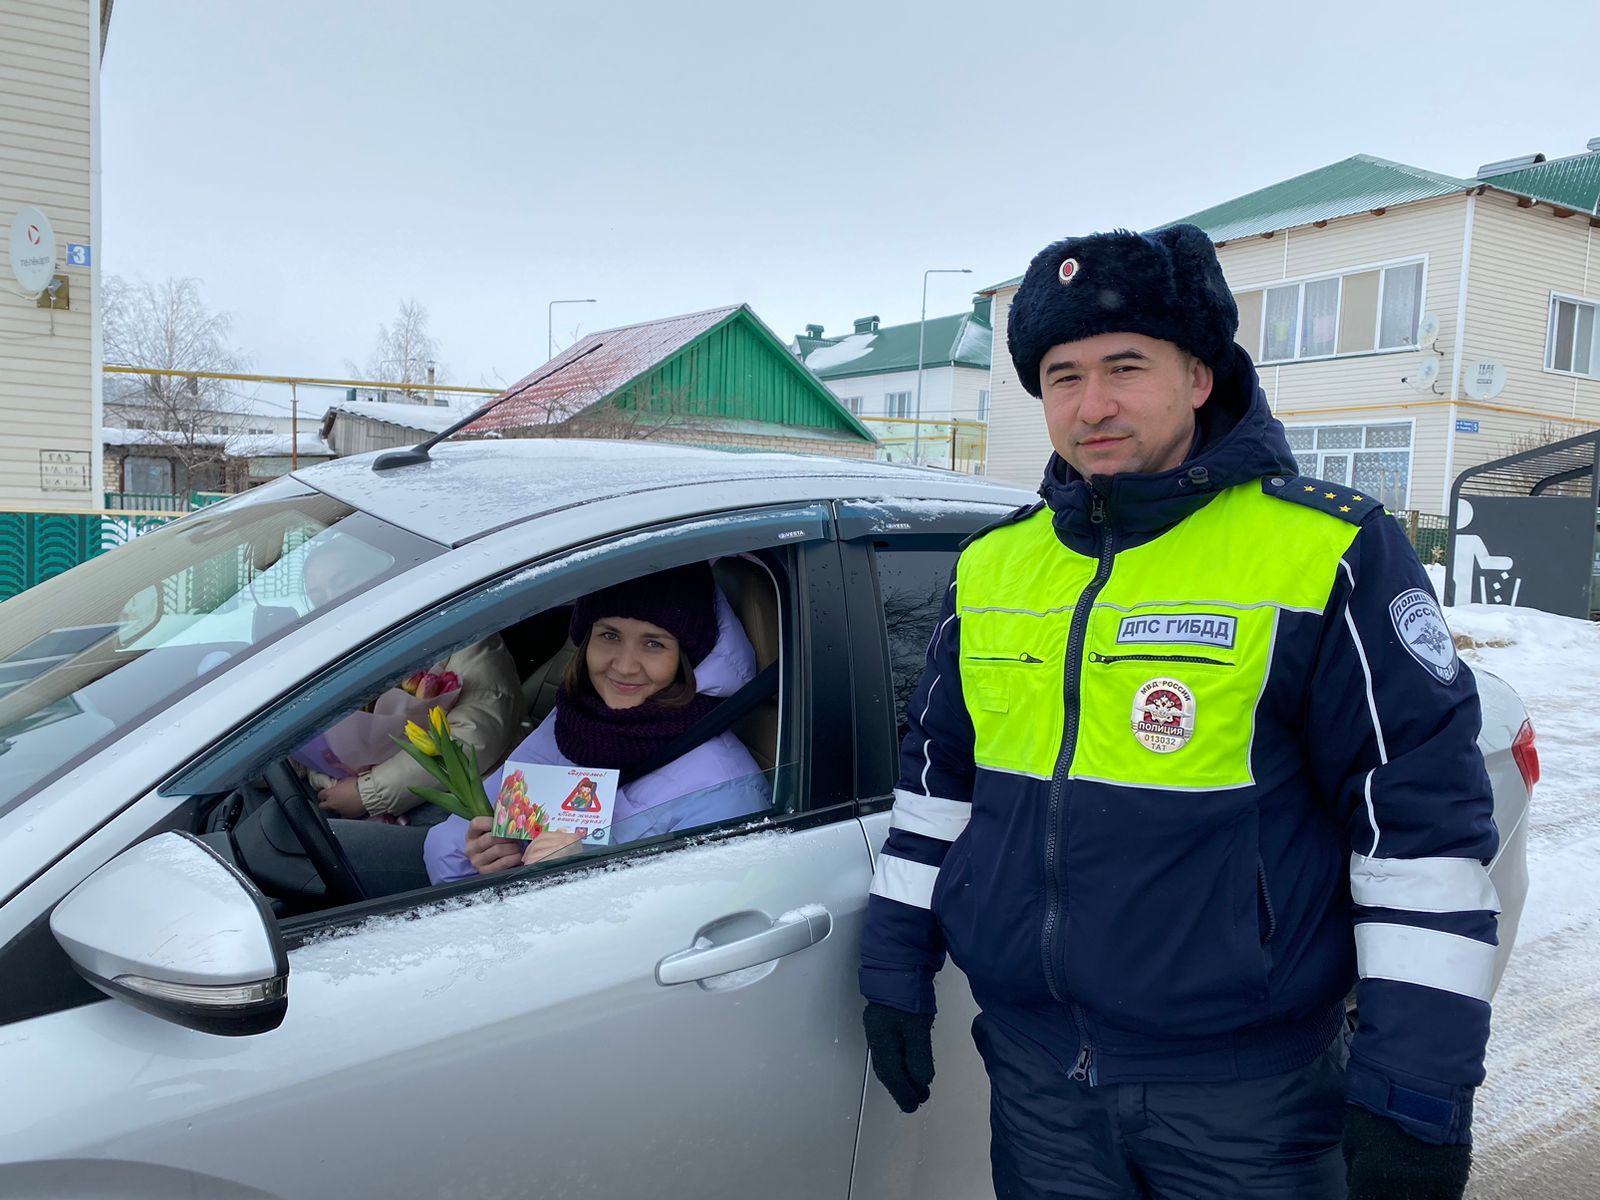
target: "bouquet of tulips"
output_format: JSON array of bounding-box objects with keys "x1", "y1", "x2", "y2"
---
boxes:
[{"x1": 391, "y1": 705, "x2": 493, "y2": 820}]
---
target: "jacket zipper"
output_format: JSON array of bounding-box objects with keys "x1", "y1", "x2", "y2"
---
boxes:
[
  {"x1": 968, "y1": 652, "x2": 1045, "y2": 664},
  {"x1": 1043, "y1": 491, "x2": 1114, "y2": 1085},
  {"x1": 1087, "y1": 651, "x2": 1234, "y2": 666},
  {"x1": 1257, "y1": 860, "x2": 1278, "y2": 944}
]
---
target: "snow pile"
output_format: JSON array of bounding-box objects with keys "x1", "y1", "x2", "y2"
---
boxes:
[{"x1": 802, "y1": 334, "x2": 876, "y2": 373}]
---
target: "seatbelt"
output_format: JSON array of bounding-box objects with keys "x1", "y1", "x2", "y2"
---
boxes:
[{"x1": 620, "y1": 661, "x2": 779, "y2": 784}]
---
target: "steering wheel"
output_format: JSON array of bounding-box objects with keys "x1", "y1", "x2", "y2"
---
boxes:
[{"x1": 261, "y1": 759, "x2": 370, "y2": 906}]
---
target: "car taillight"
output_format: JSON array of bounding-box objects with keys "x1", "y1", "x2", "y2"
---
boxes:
[{"x1": 1511, "y1": 718, "x2": 1539, "y2": 794}]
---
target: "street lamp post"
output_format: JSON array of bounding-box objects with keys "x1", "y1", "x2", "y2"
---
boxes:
[
  {"x1": 914, "y1": 267, "x2": 972, "y2": 464},
  {"x1": 548, "y1": 298, "x2": 597, "y2": 362}
]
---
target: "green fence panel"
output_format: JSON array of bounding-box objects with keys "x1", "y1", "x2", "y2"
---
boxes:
[{"x1": 0, "y1": 510, "x2": 182, "y2": 603}]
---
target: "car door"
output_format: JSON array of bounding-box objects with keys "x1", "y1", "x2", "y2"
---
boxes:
[
  {"x1": 0, "y1": 505, "x2": 876, "y2": 1200},
  {"x1": 837, "y1": 498, "x2": 1017, "y2": 1200}
]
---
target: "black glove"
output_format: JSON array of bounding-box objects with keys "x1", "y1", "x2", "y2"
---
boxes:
[
  {"x1": 1343, "y1": 1106, "x2": 1471, "y2": 1200},
  {"x1": 863, "y1": 1002, "x2": 935, "y2": 1114}
]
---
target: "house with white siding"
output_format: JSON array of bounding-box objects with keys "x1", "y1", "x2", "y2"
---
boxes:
[
  {"x1": 794, "y1": 300, "x2": 992, "y2": 469},
  {"x1": 0, "y1": 0, "x2": 107, "y2": 511},
  {"x1": 981, "y1": 143, "x2": 1600, "y2": 516}
]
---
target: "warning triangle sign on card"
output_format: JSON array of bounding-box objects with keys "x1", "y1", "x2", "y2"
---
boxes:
[{"x1": 561, "y1": 777, "x2": 602, "y2": 812}]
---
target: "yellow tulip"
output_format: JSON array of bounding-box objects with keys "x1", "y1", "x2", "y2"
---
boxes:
[
  {"x1": 404, "y1": 720, "x2": 440, "y2": 757},
  {"x1": 429, "y1": 705, "x2": 452, "y2": 740}
]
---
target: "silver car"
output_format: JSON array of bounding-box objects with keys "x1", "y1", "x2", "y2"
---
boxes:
[{"x1": 0, "y1": 441, "x2": 1534, "y2": 1199}]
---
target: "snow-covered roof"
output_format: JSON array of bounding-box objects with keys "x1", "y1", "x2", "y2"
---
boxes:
[
  {"x1": 295, "y1": 437, "x2": 1032, "y2": 547},
  {"x1": 470, "y1": 306, "x2": 742, "y2": 432},
  {"x1": 101, "y1": 428, "x2": 227, "y2": 448},
  {"x1": 324, "y1": 399, "x2": 461, "y2": 434},
  {"x1": 100, "y1": 428, "x2": 330, "y2": 457},
  {"x1": 225, "y1": 432, "x2": 333, "y2": 458}
]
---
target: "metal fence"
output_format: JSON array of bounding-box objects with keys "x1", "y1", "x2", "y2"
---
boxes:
[
  {"x1": 859, "y1": 417, "x2": 988, "y2": 473},
  {"x1": 1393, "y1": 510, "x2": 1450, "y2": 564},
  {"x1": 0, "y1": 508, "x2": 182, "y2": 603},
  {"x1": 104, "y1": 490, "x2": 228, "y2": 512}
]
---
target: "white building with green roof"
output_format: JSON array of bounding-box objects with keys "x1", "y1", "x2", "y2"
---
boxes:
[
  {"x1": 982, "y1": 140, "x2": 1600, "y2": 516},
  {"x1": 794, "y1": 299, "x2": 993, "y2": 469}
]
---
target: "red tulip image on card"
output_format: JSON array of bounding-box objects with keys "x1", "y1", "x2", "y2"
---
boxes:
[{"x1": 495, "y1": 761, "x2": 618, "y2": 845}]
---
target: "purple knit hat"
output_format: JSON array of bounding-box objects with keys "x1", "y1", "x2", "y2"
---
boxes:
[{"x1": 568, "y1": 562, "x2": 718, "y2": 667}]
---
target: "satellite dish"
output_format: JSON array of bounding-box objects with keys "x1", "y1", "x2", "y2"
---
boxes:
[
  {"x1": 1464, "y1": 359, "x2": 1507, "y2": 401},
  {"x1": 7, "y1": 205, "x2": 56, "y2": 296},
  {"x1": 1404, "y1": 357, "x2": 1441, "y2": 392},
  {"x1": 1417, "y1": 313, "x2": 1442, "y2": 344}
]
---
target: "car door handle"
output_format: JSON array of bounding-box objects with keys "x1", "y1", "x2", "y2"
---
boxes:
[{"x1": 655, "y1": 908, "x2": 833, "y2": 986}]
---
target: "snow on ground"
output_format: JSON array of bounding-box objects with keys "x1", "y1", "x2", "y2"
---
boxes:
[{"x1": 1440, "y1": 599, "x2": 1600, "y2": 1196}]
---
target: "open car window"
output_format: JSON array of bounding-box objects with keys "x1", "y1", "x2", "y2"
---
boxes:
[{"x1": 180, "y1": 524, "x2": 836, "y2": 925}]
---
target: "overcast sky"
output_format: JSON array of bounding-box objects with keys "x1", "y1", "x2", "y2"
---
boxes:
[{"x1": 101, "y1": 0, "x2": 1600, "y2": 409}]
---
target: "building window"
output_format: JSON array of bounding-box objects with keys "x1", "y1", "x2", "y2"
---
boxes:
[
  {"x1": 124, "y1": 455, "x2": 175, "y2": 495},
  {"x1": 1377, "y1": 262, "x2": 1424, "y2": 350},
  {"x1": 1283, "y1": 421, "x2": 1412, "y2": 509},
  {"x1": 841, "y1": 396, "x2": 863, "y2": 415},
  {"x1": 1547, "y1": 295, "x2": 1599, "y2": 378},
  {"x1": 977, "y1": 389, "x2": 991, "y2": 422},
  {"x1": 885, "y1": 391, "x2": 912, "y2": 419},
  {"x1": 1242, "y1": 259, "x2": 1424, "y2": 364}
]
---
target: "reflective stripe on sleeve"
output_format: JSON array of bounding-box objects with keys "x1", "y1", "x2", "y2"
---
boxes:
[
  {"x1": 870, "y1": 853, "x2": 940, "y2": 910},
  {"x1": 1350, "y1": 854, "x2": 1501, "y2": 914},
  {"x1": 890, "y1": 788, "x2": 971, "y2": 842},
  {"x1": 1355, "y1": 922, "x2": 1497, "y2": 1002}
]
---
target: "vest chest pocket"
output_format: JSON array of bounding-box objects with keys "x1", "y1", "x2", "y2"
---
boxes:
[
  {"x1": 959, "y1": 609, "x2": 1067, "y2": 780},
  {"x1": 1071, "y1": 608, "x2": 1274, "y2": 791}
]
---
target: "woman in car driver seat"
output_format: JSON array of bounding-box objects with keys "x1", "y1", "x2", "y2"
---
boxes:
[{"x1": 423, "y1": 562, "x2": 772, "y2": 884}]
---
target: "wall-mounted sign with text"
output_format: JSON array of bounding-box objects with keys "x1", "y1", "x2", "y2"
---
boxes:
[{"x1": 39, "y1": 448, "x2": 91, "y2": 492}]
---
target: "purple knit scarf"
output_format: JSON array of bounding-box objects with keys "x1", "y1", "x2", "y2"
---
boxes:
[{"x1": 554, "y1": 683, "x2": 724, "y2": 774}]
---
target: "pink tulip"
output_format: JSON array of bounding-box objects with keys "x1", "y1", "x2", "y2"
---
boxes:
[{"x1": 418, "y1": 671, "x2": 460, "y2": 700}]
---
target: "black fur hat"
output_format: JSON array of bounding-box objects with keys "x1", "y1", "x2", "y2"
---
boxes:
[{"x1": 1006, "y1": 224, "x2": 1238, "y2": 398}]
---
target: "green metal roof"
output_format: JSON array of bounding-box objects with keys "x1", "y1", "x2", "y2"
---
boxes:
[
  {"x1": 980, "y1": 154, "x2": 1476, "y2": 291},
  {"x1": 981, "y1": 150, "x2": 1600, "y2": 293},
  {"x1": 1161, "y1": 155, "x2": 1476, "y2": 242},
  {"x1": 1483, "y1": 152, "x2": 1600, "y2": 214},
  {"x1": 795, "y1": 308, "x2": 992, "y2": 380}
]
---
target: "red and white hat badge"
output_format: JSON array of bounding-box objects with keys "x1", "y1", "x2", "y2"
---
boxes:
[{"x1": 1057, "y1": 257, "x2": 1081, "y2": 285}]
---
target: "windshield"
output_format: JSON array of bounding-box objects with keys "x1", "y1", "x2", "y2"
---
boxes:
[{"x1": 0, "y1": 477, "x2": 441, "y2": 818}]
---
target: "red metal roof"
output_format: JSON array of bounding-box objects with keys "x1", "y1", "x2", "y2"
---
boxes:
[{"x1": 468, "y1": 305, "x2": 742, "y2": 433}]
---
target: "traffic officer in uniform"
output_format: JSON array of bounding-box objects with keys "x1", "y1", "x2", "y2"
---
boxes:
[{"x1": 859, "y1": 225, "x2": 1498, "y2": 1199}]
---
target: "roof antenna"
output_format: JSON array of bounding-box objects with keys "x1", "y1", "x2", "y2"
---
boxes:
[{"x1": 371, "y1": 343, "x2": 605, "y2": 471}]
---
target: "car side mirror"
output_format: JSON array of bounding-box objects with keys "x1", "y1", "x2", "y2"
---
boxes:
[{"x1": 50, "y1": 832, "x2": 288, "y2": 1036}]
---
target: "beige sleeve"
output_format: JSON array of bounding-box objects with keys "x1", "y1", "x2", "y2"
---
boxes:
[{"x1": 357, "y1": 635, "x2": 524, "y2": 816}]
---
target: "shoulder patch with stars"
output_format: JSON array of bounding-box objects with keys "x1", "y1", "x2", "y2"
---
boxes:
[{"x1": 1260, "y1": 475, "x2": 1386, "y2": 524}]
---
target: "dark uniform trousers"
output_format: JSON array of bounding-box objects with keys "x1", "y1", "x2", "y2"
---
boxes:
[{"x1": 976, "y1": 1014, "x2": 1349, "y2": 1200}]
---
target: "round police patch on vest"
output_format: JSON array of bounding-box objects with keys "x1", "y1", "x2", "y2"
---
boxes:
[
  {"x1": 1131, "y1": 678, "x2": 1195, "y2": 753},
  {"x1": 1389, "y1": 588, "x2": 1459, "y2": 684}
]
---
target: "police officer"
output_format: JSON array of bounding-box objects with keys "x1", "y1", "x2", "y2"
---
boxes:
[{"x1": 859, "y1": 226, "x2": 1497, "y2": 1200}]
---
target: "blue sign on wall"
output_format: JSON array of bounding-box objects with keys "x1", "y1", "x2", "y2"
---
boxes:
[
  {"x1": 65, "y1": 243, "x2": 91, "y2": 267},
  {"x1": 1455, "y1": 418, "x2": 1480, "y2": 434}
]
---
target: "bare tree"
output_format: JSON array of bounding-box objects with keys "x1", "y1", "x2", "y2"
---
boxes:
[
  {"x1": 351, "y1": 299, "x2": 446, "y2": 404},
  {"x1": 102, "y1": 275, "x2": 252, "y2": 491},
  {"x1": 1491, "y1": 420, "x2": 1595, "y2": 497}
]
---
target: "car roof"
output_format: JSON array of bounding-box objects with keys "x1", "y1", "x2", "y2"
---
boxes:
[{"x1": 293, "y1": 439, "x2": 1036, "y2": 546}]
